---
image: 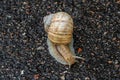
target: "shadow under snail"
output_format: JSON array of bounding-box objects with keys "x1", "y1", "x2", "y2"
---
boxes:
[{"x1": 44, "y1": 12, "x2": 85, "y2": 68}]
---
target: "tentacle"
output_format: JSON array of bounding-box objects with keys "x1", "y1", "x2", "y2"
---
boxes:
[{"x1": 73, "y1": 56, "x2": 85, "y2": 60}]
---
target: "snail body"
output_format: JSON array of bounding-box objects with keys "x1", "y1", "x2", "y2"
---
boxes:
[
  {"x1": 44, "y1": 12, "x2": 84, "y2": 67},
  {"x1": 47, "y1": 39, "x2": 75, "y2": 65}
]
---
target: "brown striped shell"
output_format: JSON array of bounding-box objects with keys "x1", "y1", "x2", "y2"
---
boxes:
[{"x1": 47, "y1": 12, "x2": 73, "y2": 44}]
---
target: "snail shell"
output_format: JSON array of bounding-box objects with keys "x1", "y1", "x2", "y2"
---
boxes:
[
  {"x1": 48, "y1": 12, "x2": 73, "y2": 44},
  {"x1": 44, "y1": 12, "x2": 84, "y2": 67}
]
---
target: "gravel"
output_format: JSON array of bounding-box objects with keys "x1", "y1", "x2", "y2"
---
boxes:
[{"x1": 0, "y1": 0, "x2": 120, "y2": 80}]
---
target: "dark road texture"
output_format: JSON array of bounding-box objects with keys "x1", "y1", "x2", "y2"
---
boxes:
[{"x1": 0, "y1": 0, "x2": 120, "y2": 80}]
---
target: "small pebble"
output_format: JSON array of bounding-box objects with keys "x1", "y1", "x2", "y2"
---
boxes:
[
  {"x1": 108, "y1": 60, "x2": 113, "y2": 64},
  {"x1": 20, "y1": 70, "x2": 24, "y2": 75},
  {"x1": 60, "y1": 75, "x2": 65, "y2": 80},
  {"x1": 34, "y1": 74, "x2": 40, "y2": 80},
  {"x1": 85, "y1": 77, "x2": 90, "y2": 80},
  {"x1": 37, "y1": 46, "x2": 44, "y2": 50}
]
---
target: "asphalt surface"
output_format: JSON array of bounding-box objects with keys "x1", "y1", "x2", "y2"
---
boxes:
[{"x1": 0, "y1": 0, "x2": 120, "y2": 80}]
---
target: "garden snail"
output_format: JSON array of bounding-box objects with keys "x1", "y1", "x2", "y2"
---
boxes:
[{"x1": 44, "y1": 12, "x2": 84, "y2": 67}]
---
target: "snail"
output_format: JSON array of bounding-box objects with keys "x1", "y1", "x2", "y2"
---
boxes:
[{"x1": 44, "y1": 12, "x2": 84, "y2": 67}]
